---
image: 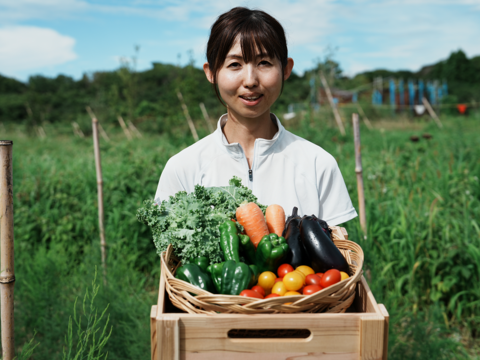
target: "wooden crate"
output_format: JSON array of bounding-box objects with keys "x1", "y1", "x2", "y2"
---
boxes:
[{"x1": 150, "y1": 228, "x2": 389, "y2": 360}]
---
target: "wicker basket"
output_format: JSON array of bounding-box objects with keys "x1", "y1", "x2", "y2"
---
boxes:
[{"x1": 161, "y1": 228, "x2": 363, "y2": 315}]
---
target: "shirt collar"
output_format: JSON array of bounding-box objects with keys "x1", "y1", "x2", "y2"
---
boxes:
[{"x1": 214, "y1": 113, "x2": 285, "y2": 159}]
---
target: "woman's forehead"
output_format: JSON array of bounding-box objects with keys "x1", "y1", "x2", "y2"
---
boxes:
[{"x1": 226, "y1": 37, "x2": 270, "y2": 60}]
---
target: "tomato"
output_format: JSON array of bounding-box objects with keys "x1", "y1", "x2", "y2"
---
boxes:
[
  {"x1": 303, "y1": 285, "x2": 322, "y2": 295},
  {"x1": 293, "y1": 270, "x2": 306, "y2": 284},
  {"x1": 305, "y1": 274, "x2": 322, "y2": 286},
  {"x1": 239, "y1": 290, "x2": 263, "y2": 299},
  {"x1": 277, "y1": 264, "x2": 294, "y2": 278},
  {"x1": 284, "y1": 291, "x2": 301, "y2": 296},
  {"x1": 340, "y1": 272, "x2": 349, "y2": 281},
  {"x1": 251, "y1": 285, "x2": 265, "y2": 297},
  {"x1": 296, "y1": 265, "x2": 315, "y2": 277},
  {"x1": 271, "y1": 281, "x2": 287, "y2": 296},
  {"x1": 265, "y1": 293, "x2": 280, "y2": 299},
  {"x1": 257, "y1": 271, "x2": 277, "y2": 290},
  {"x1": 320, "y1": 269, "x2": 341, "y2": 288},
  {"x1": 283, "y1": 271, "x2": 304, "y2": 291},
  {"x1": 274, "y1": 277, "x2": 284, "y2": 283},
  {"x1": 316, "y1": 273, "x2": 324, "y2": 280}
]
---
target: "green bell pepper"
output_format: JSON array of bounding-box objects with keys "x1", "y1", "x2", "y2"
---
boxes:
[
  {"x1": 255, "y1": 234, "x2": 289, "y2": 273},
  {"x1": 239, "y1": 234, "x2": 256, "y2": 265},
  {"x1": 219, "y1": 221, "x2": 240, "y2": 263},
  {"x1": 206, "y1": 262, "x2": 224, "y2": 293},
  {"x1": 220, "y1": 260, "x2": 252, "y2": 296},
  {"x1": 189, "y1": 256, "x2": 209, "y2": 272},
  {"x1": 175, "y1": 263, "x2": 215, "y2": 294},
  {"x1": 248, "y1": 264, "x2": 259, "y2": 288}
]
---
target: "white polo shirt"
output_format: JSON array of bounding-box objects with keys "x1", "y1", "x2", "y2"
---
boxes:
[{"x1": 155, "y1": 114, "x2": 358, "y2": 225}]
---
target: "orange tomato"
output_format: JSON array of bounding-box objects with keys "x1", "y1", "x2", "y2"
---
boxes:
[
  {"x1": 257, "y1": 271, "x2": 277, "y2": 290},
  {"x1": 271, "y1": 281, "x2": 287, "y2": 296},
  {"x1": 283, "y1": 272, "x2": 304, "y2": 291},
  {"x1": 296, "y1": 265, "x2": 315, "y2": 277}
]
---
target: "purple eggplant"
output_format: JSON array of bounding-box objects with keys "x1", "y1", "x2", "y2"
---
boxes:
[
  {"x1": 283, "y1": 207, "x2": 311, "y2": 269},
  {"x1": 299, "y1": 216, "x2": 350, "y2": 274}
]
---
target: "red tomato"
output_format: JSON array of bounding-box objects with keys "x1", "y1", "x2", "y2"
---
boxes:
[
  {"x1": 303, "y1": 285, "x2": 322, "y2": 295},
  {"x1": 305, "y1": 274, "x2": 322, "y2": 286},
  {"x1": 277, "y1": 264, "x2": 294, "y2": 278},
  {"x1": 239, "y1": 290, "x2": 264, "y2": 299},
  {"x1": 320, "y1": 269, "x2": 341, "y2": 288},
  {"x1": 316, "y1": 273, "x2": 324, "y2": 280},
  {"x1": 251, "y1": 285, "x2": 265, "y2": 297},
  {"x1": 265, "y1": 293, "x2": 280, "y2": 299},
  {"x1": 274, "y1": 277, "x2": 284, "y2": 283}
]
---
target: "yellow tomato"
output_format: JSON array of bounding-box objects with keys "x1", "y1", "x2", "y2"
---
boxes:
[
  {"x1": 340, "y1": 272, "x2": 349, "y2": 281},
  {"x1": 284, "y1": 291, "x2": 301, "y2": 296},
  {"x1": 271, "y1": 281, "x2": 287, "y2": 296},
  {"x1": 293, "y1": 270, "x2": 306, "y2": 284},
  {"x1": 283, "y1": 271, "x2": 304, "y2": 291},
  {"x1": 296, "y1": 265, "x2": 315, "y2": 277},
  {"x1": 257, "y1": 271, "x2": 277, "y2": 290}
]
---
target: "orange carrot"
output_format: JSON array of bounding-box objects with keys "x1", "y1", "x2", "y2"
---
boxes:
[
  {"x1": 236, "y1": 202, "x2": 269, "y2": 248},
  {"x1": 265, "y1": 204, "x2": 285, "y2": 237}
]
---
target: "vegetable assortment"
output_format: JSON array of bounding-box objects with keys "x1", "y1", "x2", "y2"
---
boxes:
[{"x1": 139, "y1": 177, "x2": 353, "y2": 300}]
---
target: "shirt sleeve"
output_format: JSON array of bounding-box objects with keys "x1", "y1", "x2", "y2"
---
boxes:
[
  {"x1": 154, "y1": 157, "x2": 187, "y2": 203},
  {"x1": 317, "y1": 155, "x2": 358, "y2": 226}
]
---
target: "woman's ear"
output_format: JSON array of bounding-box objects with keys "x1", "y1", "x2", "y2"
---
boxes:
[
  {"x1": 203, "y1": 62, "x2": 214, "y2": 84},
  {"x1": 283, "y1": 58, "x2": 294, "y2": 81}
]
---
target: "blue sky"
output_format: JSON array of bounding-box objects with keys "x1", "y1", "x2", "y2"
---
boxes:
[{"x1": 1, "y1": 0, "x2": 480, "y2": 82}]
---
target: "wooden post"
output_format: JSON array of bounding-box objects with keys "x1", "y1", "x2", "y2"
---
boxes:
[
  {"x1": 422, "y1": 97, "x2": 443, "y2": 128},
  {"x1": 0, "y1": 140, "x2": 15, "y2": 360},
  {"x1": 92, "y1": 119, "x2": 107, "y2": 281},
  {"x1": 352, "y1": 114, "x2": 367, "y2": 236},
  {"x1": 127, "y1": 120, "x2": 143, "y2": 138},
  {"x1": 86, "y1": 107, "x2": 110, "y2": 142},
  {"x1": 72, "y1": 122, "x2": 85, "y2": 138},
  {"x1": 117, "y1": 116, "x2": 133, "y2": 140},
  {"x1": 320, "y1": 71, "x2": 346, "y2": 135},
  {"x1": 355, "y1": 103, "x2": 373, "y2": 130},
  {"x1": 199, "y1": 103, "x2": 215, "y2": 133},
  {"x1": 177, "y1": 92, "x2": 199, "y2": 142}
]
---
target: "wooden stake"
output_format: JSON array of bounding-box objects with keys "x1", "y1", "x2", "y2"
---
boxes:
[
  {"x1": 86, "y1": 107, "x2": 110, "y2": 142},
  {"x1": 422, "y1": 97, "x2": 443, "y2": 128},
  {"x1": 127, "y1": 120, "x2": 143, "y2": 138},
  {"x1": 117, "y1": 116, "x2": 133, "y2": 140},
  {"x1": 0, "y1": 140, "x2": 15, "y2": 360},
  {"x1": 177, "y1": 92, "x2": 199, "y2": 142},
  {"x1": 352, "y1": 114, "x2": 367, "y2": 236},
  {"x1": 355, "y1": 103, "x2": 373, "y2": 130},
  {"x1": 72, "y1": 122, "x2": 85, "y2": 138},
  {"x1": 92, "y1": 119, "x2": 107, "y2": 282},
  {"x1": 320, "y1": 71, "x2": 346, "y2": 135},
  {"x1": 199, "y1": 103, "x2": 215, "y2": 133}
]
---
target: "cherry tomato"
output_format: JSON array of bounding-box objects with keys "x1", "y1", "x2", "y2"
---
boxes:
[
  {"x1": 239, "y1": 290, "x2": 263, "y2": 299},
  {"x1": 257, "y1": 271, "x2": 277, "y2": 290},
  {"x1": 251, "y1": 285, "x2": 265, "y2": 297},
  {"x1": 303, "y1": 285, "x2": 322, "y2": 295},
  {"x1": 265, "y1": 293, "x2": 280, "y2": 299},
  {"x1": 293, "y1": 270, "x2": 306, "y2": 284},
  {"x1": 271, "y1": 281, "x2": 287, "y2": 296},
  {"x1": 316, "y1": 273, "x2": 324, "y2": 280},
  {"x1": 284, "y1": 291, "x2": 301, "y2": 296},
  {"x1": 296, "y1": 265, "x2": 315, "y2": 277},
  {"x1": 283, "y1": 271, "x2": 304, "y2": 291},
  {"x1": 274, "y1": 277, "x2": 284, "y2": 283},
  {"x1": 340, "y1": 272, "x2": 350, "y2": 281},
  {"x1": 277, "y1": 264, "x2": 294, "y2": 278},
  {"x1": 305, "y1": 274, "x2": 322, "y2": 286},
  {"x1": 320, "y1": 269, "x2": 341, "y2": 288}
]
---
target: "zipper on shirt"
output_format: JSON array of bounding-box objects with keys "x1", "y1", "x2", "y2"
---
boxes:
[{"x1": 249, "y1": 169, "x2": 253, "y2": 181}]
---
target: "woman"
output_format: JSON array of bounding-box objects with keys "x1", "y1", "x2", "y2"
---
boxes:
[{"x1": 155, "y1": 7, "x2": 357, "y2": 225}]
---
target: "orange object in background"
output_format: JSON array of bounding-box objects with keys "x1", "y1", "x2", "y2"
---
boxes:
[{"x1": 457, "y1": 104, "x2": 467, "y2": 114}]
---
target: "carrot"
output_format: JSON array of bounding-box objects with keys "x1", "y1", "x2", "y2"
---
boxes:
[
  {"x1": 265, "y1": 204, "x2": 285, "y2": 237},
  {"x1": 236, "y1": 202, "x2": 269, "y2": 248}
]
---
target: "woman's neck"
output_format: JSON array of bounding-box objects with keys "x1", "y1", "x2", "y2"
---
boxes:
[{"x1": 222, "y1": 108, "x2": 278, "y2": 168}]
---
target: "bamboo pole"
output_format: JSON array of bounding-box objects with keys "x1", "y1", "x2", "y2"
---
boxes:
[
  {"x1": 352, "y1": 114, "x2": 367, "y2": 237},
  {"x1": 422, "y1": 97, "x2": 443, "y2": 128},
  {"x1": 72, "y1": 122, "x2": 85, "y2": 138},
  {"x1": 199, "y1": 103, "x2": 215, "y2": 133},
  {"x1": 177, "y1": 92, "x2": 199, "y2": 142},
  {"x1": 0, "y1": 140, "x2": 15, "y2": 360},
  {"x1": 355, "y1": 103, "x2": 373, "y2": 130},
  {"x1": 92, "y1": 119, "x2": 107, "y2": 282},
  {"x1": 86, "y1": 107, "x2": 110, "y2": 142},
  {"x1": 117, "y1": 116, "x2": 133, "y2": 140},
  {"x1": 320, "y1": 71, "x2": 346, "y2": 135},
  {"x1": 127, "y1": 120, "x2": 143, "y2": 138}
]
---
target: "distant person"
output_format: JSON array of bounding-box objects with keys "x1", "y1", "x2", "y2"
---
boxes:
[{"x1": 155, "y1": 7, "x2": 357, "y2": 225}]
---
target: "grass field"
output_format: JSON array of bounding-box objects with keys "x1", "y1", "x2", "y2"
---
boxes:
[{"x1": 3, "y1": 110, "x2": 480, "y2": 359}]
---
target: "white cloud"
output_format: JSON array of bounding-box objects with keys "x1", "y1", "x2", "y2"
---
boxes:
[{"x1": 0, "y1": 26, "x2": 77, "y2": 76}]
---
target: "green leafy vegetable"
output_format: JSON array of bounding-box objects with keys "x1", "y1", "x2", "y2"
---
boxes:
[{"x1": 137, "y1": 177, "x2": 265, "y2": 263}]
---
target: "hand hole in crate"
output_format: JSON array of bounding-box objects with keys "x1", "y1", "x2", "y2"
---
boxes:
[{"x1": 228, "y1": 329, "x2": 312, "y2": 340}]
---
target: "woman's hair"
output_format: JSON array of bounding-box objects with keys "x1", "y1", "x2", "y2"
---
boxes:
[{"x1": 206, "y1": 7, "x2": 288, "y2": 104}]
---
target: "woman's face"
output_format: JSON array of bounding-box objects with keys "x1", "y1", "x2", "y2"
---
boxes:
[{"x1": 204, "y1": 38, "x2": 293, "y2": 122}]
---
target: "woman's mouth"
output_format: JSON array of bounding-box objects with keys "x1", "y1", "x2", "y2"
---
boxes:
[{"x1": 239, "y1": 94, "x2": 264, "y2": 106}]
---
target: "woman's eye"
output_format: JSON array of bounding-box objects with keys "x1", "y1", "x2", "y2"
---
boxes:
[
  {"x1": 259, "y1": 60, "x2": 272, "y2": 66},
  {"x1": 228, "y1": 62, "x2": 241, "y2": 68}
]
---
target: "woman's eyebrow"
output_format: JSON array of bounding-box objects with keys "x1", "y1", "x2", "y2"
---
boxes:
[{"x1": 226, "y1": 53, "x2": 270, "y2": 60}]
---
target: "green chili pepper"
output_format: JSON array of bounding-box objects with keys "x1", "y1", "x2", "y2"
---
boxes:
[
  {"x1": 239, "y1": 234, "x2": 256, "y2": 265},
  {"x1": 220, "y1": 260, "x2": 252, "y2": 296},
  {"x1": 255, "y1": 233, "x2": 289, "y2": 273},
  {"x1": 206, "y1": 262, "x2": 224, "y2": 293},
  {"x1": 219, "y1": 221, "x2": 241, "y2": 263},
  {"x1": 175, "y1": 263, "x2": 215, "y2": 294}
]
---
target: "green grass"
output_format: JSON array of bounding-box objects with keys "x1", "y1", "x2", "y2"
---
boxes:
[{"x1": 3, "y1": 112, "x2": 480, "y2": 358}]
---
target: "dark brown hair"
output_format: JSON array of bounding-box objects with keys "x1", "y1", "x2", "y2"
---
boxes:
[{"x1": 206, "y1": 7, "x2": 288, "y2": 105}]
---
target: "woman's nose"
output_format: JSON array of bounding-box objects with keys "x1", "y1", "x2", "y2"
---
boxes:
[{"x1": 243, "y1": 64, "x2": 258, "y2": 88}]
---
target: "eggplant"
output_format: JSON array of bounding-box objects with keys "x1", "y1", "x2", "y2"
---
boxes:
[
  {"x1": 299, "y1": 216, "x2": 350, "y2": 274},
  {"x1": 284, "y1": 207, "x2": 311, "y2": 269}
]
